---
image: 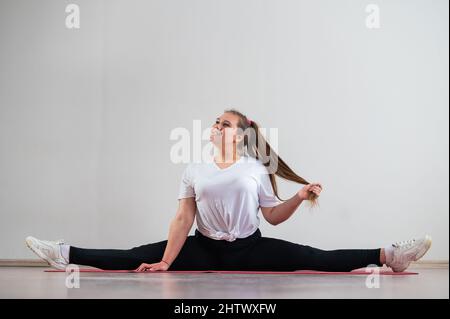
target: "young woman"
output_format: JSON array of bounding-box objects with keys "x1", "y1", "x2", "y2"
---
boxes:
[{"x1": 26, "y1": 109, "x2": 432, "y2": 272}]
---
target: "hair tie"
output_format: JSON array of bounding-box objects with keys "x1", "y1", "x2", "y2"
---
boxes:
[{"x1": 247, "y1": 119, "x2": 252, "y2": 126}]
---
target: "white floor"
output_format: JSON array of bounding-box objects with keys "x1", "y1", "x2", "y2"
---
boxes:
[{"x1": 0, "y1": 266, "x2": 448, "y2": 299}]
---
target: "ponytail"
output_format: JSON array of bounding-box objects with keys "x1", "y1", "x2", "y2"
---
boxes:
[{"x1": 225, "y1": 109, "x2": 319, "y2": 207}]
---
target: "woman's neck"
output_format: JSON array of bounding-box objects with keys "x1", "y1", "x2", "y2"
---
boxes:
[{"x1": 214, "y1": 145, "x2": 241, "y2": 164}]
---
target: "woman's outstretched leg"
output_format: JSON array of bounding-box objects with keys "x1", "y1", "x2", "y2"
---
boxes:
[
  {"x1": 70, "y1": 236, "x2": 220, "y2": 270},
  {"x1": 69, "y1": 240, "x2": 168, "y2": 270},
  {"x1": 26, "y1": 235, "x2": 219, "y2": 271},
  {"x1": 239, "y1": 236, "x2": 381, "y2": 272},
  {"x1": 239, "y1": 235, "x2": 432, "y2": 272}
]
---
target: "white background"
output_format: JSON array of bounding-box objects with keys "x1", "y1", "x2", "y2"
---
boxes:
[{"x1": 0, "y1": 0, "x2": 448, "y2": 260}]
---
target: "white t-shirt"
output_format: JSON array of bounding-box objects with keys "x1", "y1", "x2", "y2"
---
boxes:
[{"x1": 177, "y1": 155, "x2": 282, "y2": 241}]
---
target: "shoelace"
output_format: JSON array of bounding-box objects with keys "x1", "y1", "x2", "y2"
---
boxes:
[{"x1": 392, "y1": 238, "x2": 416, "y2": 249}]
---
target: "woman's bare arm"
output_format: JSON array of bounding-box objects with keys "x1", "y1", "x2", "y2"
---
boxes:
[
  {"x1": 261, "y1": 183, "x2": 322, "y2": 226},
  {"x1": 161, "y1": 197, "x2": 196, "y2": 266},
  {"x1": 136, "y1": 197, "x2": 196, "y2": 271}
]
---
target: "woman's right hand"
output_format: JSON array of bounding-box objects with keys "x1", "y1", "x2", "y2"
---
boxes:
[{"x1": 135, "y1": 261, "x2": 170, "y2": 272}]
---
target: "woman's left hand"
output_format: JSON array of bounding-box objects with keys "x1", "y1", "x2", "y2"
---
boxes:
[{"x1": 297, "y1": 183, "x2": 323, "y2": 200}]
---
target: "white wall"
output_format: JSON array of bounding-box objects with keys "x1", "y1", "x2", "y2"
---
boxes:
[{"x1": 0, "y1": 0, "x2": 448, "y2": 260}]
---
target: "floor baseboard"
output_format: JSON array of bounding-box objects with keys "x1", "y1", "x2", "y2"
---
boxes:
[
  {"x1": 0, "y1": 259, "x2": 48, "y2": 267},
  {"x1": 409, "y1": 260, "x2": 449, "y2": 269}
]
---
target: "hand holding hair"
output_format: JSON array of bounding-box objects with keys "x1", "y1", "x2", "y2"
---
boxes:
[{"x1": 297, "y1": 183, "x2": 322, "y2": 201}]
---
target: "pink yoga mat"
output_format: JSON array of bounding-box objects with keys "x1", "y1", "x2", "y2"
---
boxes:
[{"x1": 45, "y1": 269, "x2": 418, "y2": 275}]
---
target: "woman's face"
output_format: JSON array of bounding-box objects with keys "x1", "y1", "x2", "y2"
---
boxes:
[{"x1": 210, "y1": 113, "x2": 243, "y2": 148}]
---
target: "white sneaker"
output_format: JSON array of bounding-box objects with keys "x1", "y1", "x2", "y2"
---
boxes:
[
  {"x1": 25, "y1": 236, "x2": 68, "y2": 270},
  {"x1": 388, "y1": 235, "x2": 432, "y2": 272}
]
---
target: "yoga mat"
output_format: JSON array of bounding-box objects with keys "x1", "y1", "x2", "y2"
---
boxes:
[{"x1": 45, "y1": 269, "x2": 418, "y2": 275}]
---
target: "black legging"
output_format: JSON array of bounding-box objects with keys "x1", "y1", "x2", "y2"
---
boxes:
[{"x1": 69, "y1": 228, "x2": 382, "y2": 271}]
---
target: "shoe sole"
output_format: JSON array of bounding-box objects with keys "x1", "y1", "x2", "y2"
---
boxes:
[
  {"x1": 414, "y1": 235, "x2": 432, "y2": 261},
  {"x1": 25, "y1": 237, "x2": 66, "y2": 270}
]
